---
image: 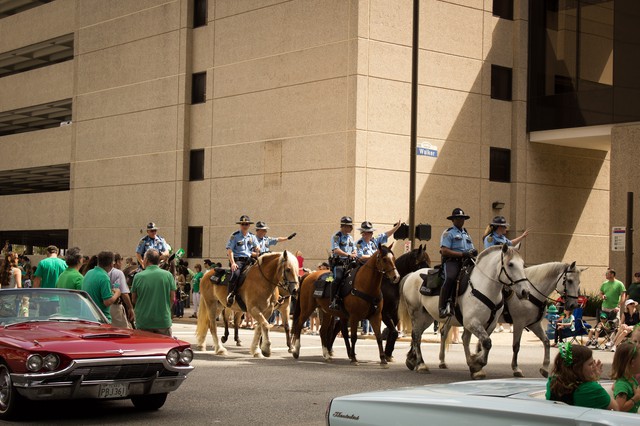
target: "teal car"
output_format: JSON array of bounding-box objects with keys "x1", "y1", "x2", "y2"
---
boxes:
[{"x1": 326, "y1": 379, "x2": 637, "y2": 425}]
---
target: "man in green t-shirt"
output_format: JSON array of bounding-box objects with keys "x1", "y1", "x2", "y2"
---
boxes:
[
  {"x1": 82, "y1": 251, "x2": 121, "y2": 322},
  {"x1": 587, "y1": 268, "x2": 626, "y2": 347},
  {"x1": 189, "y1": 263, "x2": 204, "y2": 319},
  {"x1": 34, "y1": 245, "x2": 67, "y2": 289},
  {"x1": 131, "y1": 249, "x2": 176, "y2": 336},
  {"x1": 56, "y1": 247, "x2": 84, "y2": 290}
]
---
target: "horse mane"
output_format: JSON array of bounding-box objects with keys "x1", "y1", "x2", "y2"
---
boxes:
[
  {"x1": 258, "y1": 251, "x2": 299, "y2": 280},
  {"x1": 394, "y1": 245, "x2": 430, "y2": 275},
  {"x1": 525, "y1": 262, "x2": 568, "y2": 283}
]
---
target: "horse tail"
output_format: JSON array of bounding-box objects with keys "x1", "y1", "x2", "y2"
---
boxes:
[
  {"x1": 397, "y1": 276, "x2": 413, "y2": 334},
  {"x1": 195, "y1": 291, "x2": 209, "y2": 343},
  {"x1": 443, "y1": 322, "x2": 454, "y2": 351}
]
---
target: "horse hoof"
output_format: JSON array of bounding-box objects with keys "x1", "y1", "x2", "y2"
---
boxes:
[
  {"x1": 253, "y1": 351, "x2": 264, "y2": 359},
  {"x1": 221, "y1": 336, "x2": 228, "y2": 343},
  {"x1": 215, "y1": 348, "x2": 227, "y2": 356},
  {"x1": 513, "y1": 370, "x2": 525, "y2": 378},
  {"x1": 384, "y1": 355, "x2": 394, "y2": 362},
  {"x1": 350, "y1": 360, "x2": 359, "y2": 366},
  {"x1": 236, "y1": 341, "x2": 242, "y2": 347},
  {"x1": 329, "y1": 350, "x2": 334, "y2": 357},
  {"x1": 196, "y1": 345, "x2": 206, "y2": 352},
  {"x1": 406, "y1": 360, "x2": 416, "y2": 371},
  {"x1": 416, "y1": 364, "x2": 430, "y2": 374},
  {"x1": 380, "y1": 362, "x2": 390, "y2": 369},
  {"x1": 439, "y1": 363, "x2": 448, "y2": 369},
  {"x1": 288, "y1": 348, "x2": 293, "y2": 353},
  {"x1": 292, "y1": 351, "x2": 299, "y2": 359},
  {"x1": 471, "y1": 371, "x2": 486, "y2": 380},
  {"x1": 539, "y1": 368, "x2": 549, "y2": 378}
]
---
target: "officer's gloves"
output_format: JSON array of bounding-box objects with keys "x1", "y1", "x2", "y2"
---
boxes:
[{"x1": 287, "y1": 233, "x2": 296, "y2": 240}]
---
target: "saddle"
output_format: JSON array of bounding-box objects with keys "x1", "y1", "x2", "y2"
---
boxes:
[
  {"x1": 209, "y1": 265, "x2": 254, "y2": 312},
  {"x1": 312, "y1": 266, "x2": 360, "y2": 300},
  {"x1": 418, "y1": 262, "x2": 474, "y2": 300}
]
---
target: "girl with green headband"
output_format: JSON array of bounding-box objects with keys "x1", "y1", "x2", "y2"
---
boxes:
[
  {"x1": 611, "y1": 342, "x2": 640, "y2": 413},
  {"x1": 546, "y1": 343, "x2": 618, "y2": 410}
]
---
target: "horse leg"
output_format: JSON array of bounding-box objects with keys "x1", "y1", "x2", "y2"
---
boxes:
[
  {"x1": 438, "y1": 321, "x2": 450, "y2": 369},
  {"x1": 349, "y1": 319, "x2": 359, "y2": 365},
  {"x1": 208, "y1": 304, "x2": 227, "y2": 355},
  {"x1": 234, "y1": 312, "x2": 242, "y2": 346},
  {"x1": 526, "y1": 321, "x2": 551, "y2": 378},
  {"x1": 382, "y1": 312, "x2": 399, "y2": 362},
  {"x1": 410, "y1": 308, "x2": 432, "y2": 373},
  {"x1": 221, "y1": 309, "x2": 230, "y2": 344},
  {"x1": 510, "y1": 321, "x2": 525, "y2": 377},
  {"x1": 464, "y1": 321, "x2": 491, "y2": 380},
  {"x1": 320, "y1": 314, "x2": 338, "y2": 361},
  {"x1": 371, "y1": 313, "x2": 388, "y2": 367},
  {"x1": 280, "y1": 303, "x2": 292, "y2": 352},
  {"x1": 328, "y1": 317, "x2": 341, "y2": 357},
  {"x1": 250, "y1": 325, "x2": 264, "y2": 358}
]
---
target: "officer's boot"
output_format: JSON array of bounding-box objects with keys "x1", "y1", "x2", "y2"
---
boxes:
[
  {"x1": 438, "y1": 282, "x2": 452, "y2": 318},
  {"x1": 328, "y1": 267, "x2": 343, "y2": 310},
  {"x1": 226, "y1": 279, "x2": 237, "y2": 307}
]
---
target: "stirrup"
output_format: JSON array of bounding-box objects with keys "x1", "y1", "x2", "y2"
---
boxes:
[
  {"x1": 329, "y1": 299, "x2": 339, "y2": 310},
  {"x1": 439, "y1": 302, "x2": 451, "y2": 318},
  {"x1": 226, "y1": 293, "x2": 235, "y2": 307}
]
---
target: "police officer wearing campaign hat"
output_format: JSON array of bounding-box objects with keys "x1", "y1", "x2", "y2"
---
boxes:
[
  {"x1": 482, "y1": 216, "x2": 529, "y2": 249},
  {"x1": 225, "y1": 215, "x2": 260, "y2": 307},
  {"x1": 135, "y1": 222, "x2": 170, "y2": 269},
  {"x1": 439, "y1": 208, "x2": 477, "y2": 317},
  {"x1": 254, "y1": 221, "x2": 296, "y2": 256},
  {"x1": 328, "y1": 216, "x2": 357, "y2": 310},
  {"x1": 356, "y1": 219, "x2": 402, "y2": 261}
]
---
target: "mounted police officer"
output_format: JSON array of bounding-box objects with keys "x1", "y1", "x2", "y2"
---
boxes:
[
  {"x1": 356, "y1": 220, "x2": 402, "y2": 261},
  {"x1": 482, "y1": 215, "x2": 529, "y2": 249},
  {"x1": 329, "y1": 216, "x2": 357, "y2": 310},
  {"x1": 254, "y1": 221, "x2": 296, "y2": 256},
  {"x1": 439, "y1": 208, "x2": 477, "y2": 317},
  {"x1": 225, "y1": 215, "x2": 260, "y2": 307},
  {"x1": 135, "y1": 222, "x2": 170, "y2": 269}
]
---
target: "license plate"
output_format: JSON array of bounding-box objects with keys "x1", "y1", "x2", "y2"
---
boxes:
[{"x1": 98, "y1": 383, "x2": 129, "y2": 398}]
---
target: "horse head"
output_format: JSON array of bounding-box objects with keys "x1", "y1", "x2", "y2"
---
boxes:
[
  {"x1": 377, "y1": 244, "x2": 400, "y2": 284},
  {"x1": 278, "y1": 250, "x2": 300, "y2": 296},
  {"x1": 559, "y1": 261, "x2": 584, "y2": 310},
  {"x1": 484, "y1": 244, "x2": 530, "y2": 300},
  {"x1": 414, "y1": 244, "x2": 431, "y2": 269}
]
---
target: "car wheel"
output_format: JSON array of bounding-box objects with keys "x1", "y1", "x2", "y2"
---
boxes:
[
  {"x1": 131, "y1": 393, "x2": 168, "y2": 411},
  {"x1": 0, "y1": 363, "x2": 23, "y2": 420}
]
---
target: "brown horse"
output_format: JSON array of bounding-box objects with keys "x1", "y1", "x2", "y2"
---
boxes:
[
  {"x1": 291, "y1": 244, "x2": 399, "y2": 366},
  {"x1": 196, "y1": 251, "x2": 299, "y2": 357}
]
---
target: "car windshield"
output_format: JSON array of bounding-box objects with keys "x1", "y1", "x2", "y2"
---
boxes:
[{"x1": 0, "y1": 289, "x2": 108, "y2": 327}]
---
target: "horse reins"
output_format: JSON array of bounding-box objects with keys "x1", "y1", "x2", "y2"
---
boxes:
[{"x1": 256, "y1": 254, "x2": 298, "y2": 293}]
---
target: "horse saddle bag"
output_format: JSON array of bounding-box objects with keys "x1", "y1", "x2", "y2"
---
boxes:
[
  {"x1": 313, "y1": 272, "x2": 333, "y2": 298},
  {"x1": 210, "y1": 268, "x2": 230, "y2": 285},
  {"x1": 419, "y1": 266, "x2": 442, "y2": 296}
]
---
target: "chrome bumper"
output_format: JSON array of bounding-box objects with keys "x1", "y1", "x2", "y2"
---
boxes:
[{"x1": 11, "y1": 356, "x2": 193, "y2": 401}]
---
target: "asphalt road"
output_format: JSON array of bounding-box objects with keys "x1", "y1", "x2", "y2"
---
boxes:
[{"x1": 16, "y1": 322, "x2": 615, "y2": 425}]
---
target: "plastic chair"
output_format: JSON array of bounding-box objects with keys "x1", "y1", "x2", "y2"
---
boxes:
[{"x1": 565, "y1": 307, "x2": 591, "y2": 345}]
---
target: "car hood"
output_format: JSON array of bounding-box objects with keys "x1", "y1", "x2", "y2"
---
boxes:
[{"x1": 1, "y1": 322, "x2": 185, "y2": 358}]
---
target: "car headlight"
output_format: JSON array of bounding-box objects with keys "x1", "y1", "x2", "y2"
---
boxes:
[
  {"x1": 179, "y1": 348, "x2": 194, "y2": 364},
  {"x1": 166, "y1": 349, "x2": 180, "y2": 366},
  {"x1": 43, "y1": 354, "x2": 60, "y2": 371},
  {"x1": 26, "y1": 354, "x2": 43, "y2": 372}
]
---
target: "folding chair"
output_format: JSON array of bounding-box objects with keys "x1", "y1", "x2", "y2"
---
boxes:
[
  {"x1": 595, "y1": 316, "x2": 619, "y2": 350},
  {"x1": 566, "y1": 306, "x2": 591, "y2": 345}
]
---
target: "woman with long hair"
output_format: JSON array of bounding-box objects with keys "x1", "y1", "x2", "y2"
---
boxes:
[{"x1": 0, "y1": 251, "x2": 22, "y2": 288}]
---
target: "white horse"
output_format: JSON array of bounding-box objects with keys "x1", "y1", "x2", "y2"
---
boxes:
[
  {"x1": 398, "y1": 244, "x2": 530, "y2": 379},
  {"x1": 438, "y1": 261, "x2": 584, "y2": 378}
]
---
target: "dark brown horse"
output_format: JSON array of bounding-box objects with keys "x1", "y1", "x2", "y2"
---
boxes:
[{"x1": 291, "y1": 245, "x2": 399, "y2": 366}]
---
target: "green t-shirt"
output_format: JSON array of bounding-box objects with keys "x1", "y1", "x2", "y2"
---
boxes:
[
  {"x1": 614, "y1": 376, "x2": 640, "y2": 413},
  {"x1": 56, "y1": 267, "x2": 84, "y2": 290},
  {"x1": 600, "y1": 279, "x2": 626, "y2": 309},
  {"x1": 192, "y1": 271, "x2": 203, "y2": 293},
  {"x1": 82, "y1": 266, "x2": 113, "y2": 322},
  {"x1": 131, "y1": 265, "x2": 176, "y2": 329},
  {"x1": 34, "y1": 257, "x2": 67, "y2": 288},
  {"x1": 546, "y1": 378, "x2": 610, "y2": 409}
]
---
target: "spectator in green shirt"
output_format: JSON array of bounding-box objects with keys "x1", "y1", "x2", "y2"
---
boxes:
[
  {"x1": 33, "y1": 245, "x2": 67, "y2": 289},
  {"x1": 600, "y1": 268, "x2": 626, "y2": 314},
  {"x1": 56, "y1": 247, "x2": 84, "y2": 290},
  {"x1": 190, "y1": 263, "x2": 203, "y2": 319},
  {"x1": 624, "y1": 272, "x2": 640, "y2": 305},
  {"x1": 82, "y1": 251, "x2": 121, "y2": 322},
  {"x1": 131, "y1": 249, "x2": 176, "y2": 336}
]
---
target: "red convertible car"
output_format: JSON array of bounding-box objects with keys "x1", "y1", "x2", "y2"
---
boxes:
[{"x1": 0, "y1": 288, "x2": 194, "y2": 419}]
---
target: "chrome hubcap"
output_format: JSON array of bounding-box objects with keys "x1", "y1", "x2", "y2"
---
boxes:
[{"x1": 0, "y1": 366, "x2": 10, "y2": 411}]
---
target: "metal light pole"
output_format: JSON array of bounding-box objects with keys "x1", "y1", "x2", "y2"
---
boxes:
[{"x1": 409, "y1": 0, "x2": 420, "y2": 250}]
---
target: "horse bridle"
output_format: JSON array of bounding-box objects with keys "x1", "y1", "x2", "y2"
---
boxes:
[
  {"x1": 362, "y1": 251, "x2": 398, "y2": 277},
  {"x1": 257, "y1": 255, "x2": 298, "y2": 292},
  {"x1": 529, "y1": 265, "x2": 579, "y2": 304},
  {"x1": 488, "y1": 248, "x2": 530, "y2": 288}
]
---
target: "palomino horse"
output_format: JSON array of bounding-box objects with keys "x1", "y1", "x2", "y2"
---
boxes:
[
  {"x1": 325, "y1": 245, "x2": 431, "y2": 361},
  {"x1": 291, "y1": 245, "x2": 400, "y2": 366},
  {"x1": 437, "y1": 261, "x2": 583, "y2": 378},
  {"x1": 398, "y1": 244, "x2": 530, "y2": 379},
  {"x1": 196, "y1": 251, "x2": 299, "y2": 357}
]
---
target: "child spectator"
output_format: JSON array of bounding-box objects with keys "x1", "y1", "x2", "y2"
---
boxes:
[
  {"x1": 551, "y1": 308, "x2": 575, "y2": 347},
  {"x1": 546, "y1": 343, "x2": 618, "y2": 410},
  {"x1": 610, "y1": 341, "x2": 640, "y2": 413}
]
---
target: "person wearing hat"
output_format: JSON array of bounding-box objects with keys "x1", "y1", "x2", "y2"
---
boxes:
[
  {"x1": 136, "y1": 222, "x2": 170, "y2": 268},
  {"x1": 328, "y1": 216, "x2": 357, "y2": 310},
  {"x1": 254, "y1": 221, "x2": 296, "y2": 256},
  {"x1": 439, "y1": 208, "x2": 478, "y2": 317},
  {"x1": 610, "y1": 299, "x2": 640, "y2": 352},
  {"x1": 225, "y1": 215, "x2": 260, "y2": 307},
  {"x1": 482, "y1": 216, "x2": 530, "y2": 250},
  {"x1": 586, "y1": 311, "x2": 618, "y2": 348},
  {"x1": 356, "y1": 220, "x2": 402, "y2": 261}
]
